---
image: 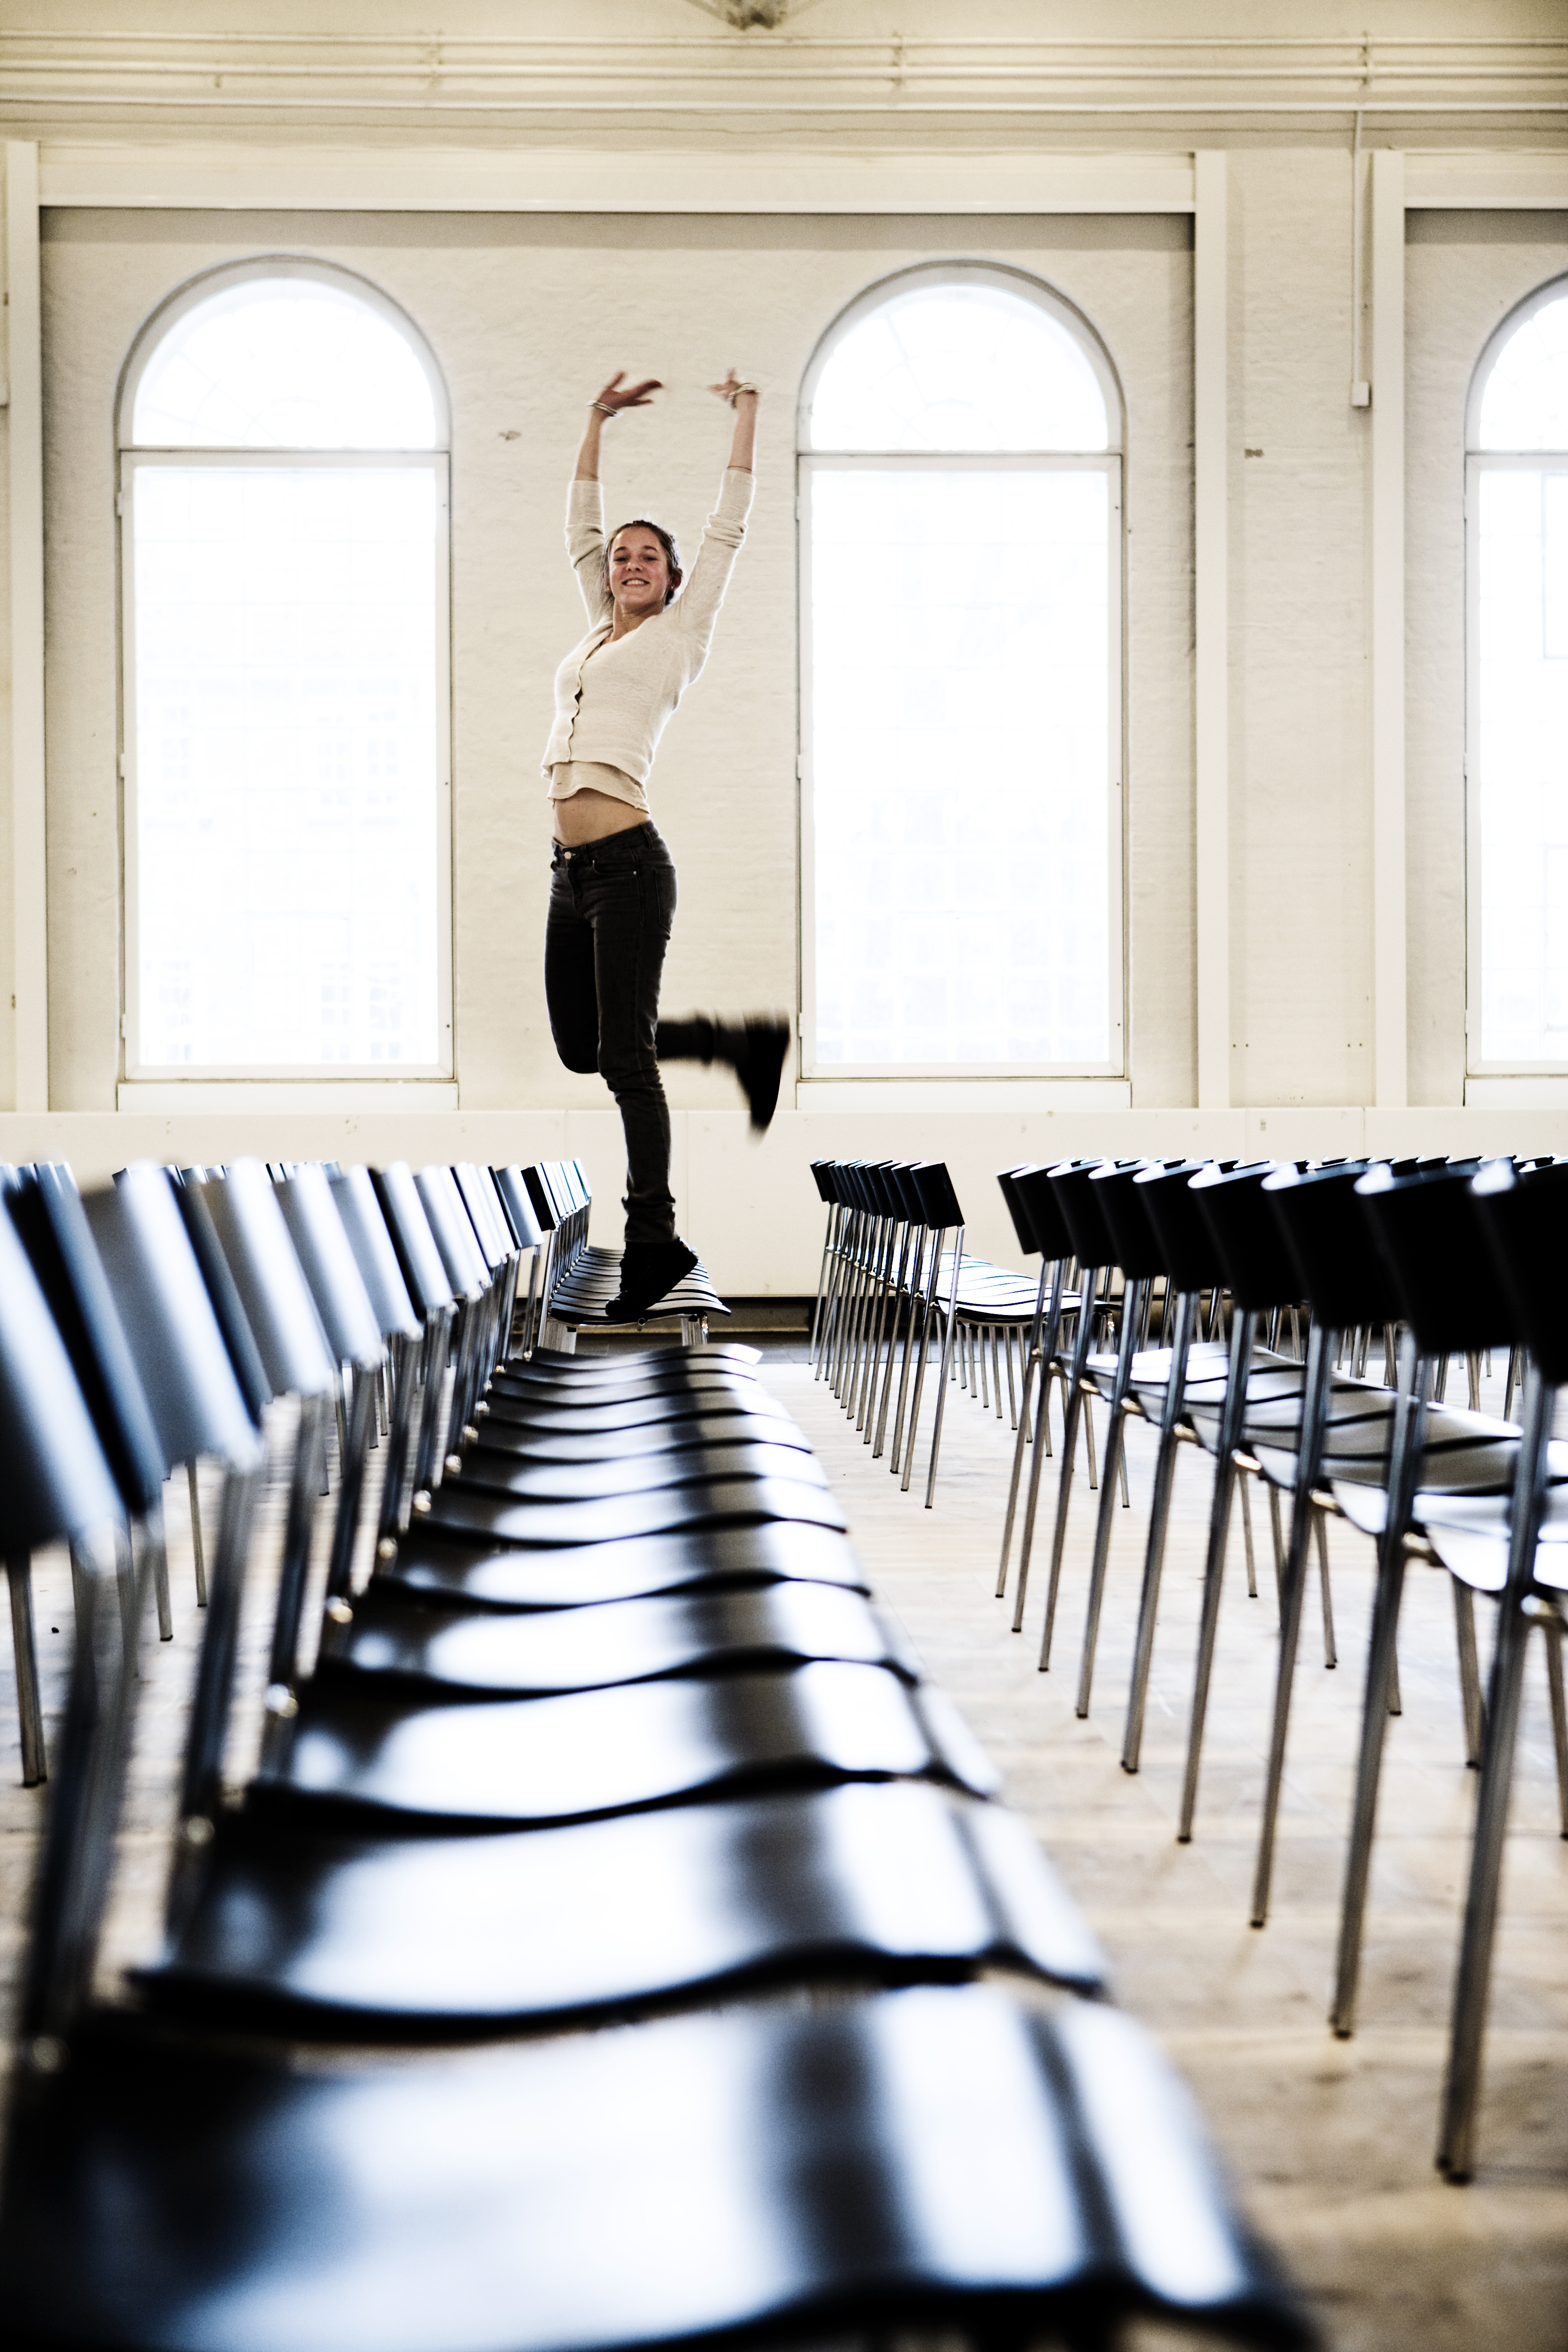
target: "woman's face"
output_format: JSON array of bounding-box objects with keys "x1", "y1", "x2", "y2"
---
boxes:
[{"x1": 608, "y1": 527, "x2": 670, "y2": 620}]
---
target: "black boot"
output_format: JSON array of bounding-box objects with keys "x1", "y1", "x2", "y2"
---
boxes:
[
  {"x1": 730, "y1": 1016, "x2": 791, "y2": 1131},
  {"x1": 603, "y1": 1237, "x2": 700, "y2": 1323}
]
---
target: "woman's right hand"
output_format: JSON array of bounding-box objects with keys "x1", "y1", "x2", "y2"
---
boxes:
[{"x1": 592, "y1": 371, "x2": 662, "y2": 414}]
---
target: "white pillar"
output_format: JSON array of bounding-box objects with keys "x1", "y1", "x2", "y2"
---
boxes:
[
  {"x1": 1193, "y1": 150, "x2": 1230, "y2": 1110},
  {"x1": 6, "y1": 139, "x2": 48, "y2": 1111},
  {"x1": 1370, "y1": 148, "x2": 1408, "y2": 1108}
]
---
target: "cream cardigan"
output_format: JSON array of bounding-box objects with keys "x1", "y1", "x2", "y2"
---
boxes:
[{"x1": 542, "y1": 467, "x2": 754, "y2": 790}]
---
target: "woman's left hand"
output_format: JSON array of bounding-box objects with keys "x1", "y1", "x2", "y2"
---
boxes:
[{"x1": 709, "y1": 370, "x2": 758, "y2": 407}]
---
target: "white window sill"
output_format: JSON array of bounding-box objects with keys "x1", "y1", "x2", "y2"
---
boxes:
[
  {"x1": 1464, "y1": 1076, "x2": 1568, "y2": 1108},
  {"x1": 117, "y1": 1081, "x2": 460, "y2": 1113},
  {"x1": 794, "y1": 1078, "x2": 1131, "y2": 1113}
]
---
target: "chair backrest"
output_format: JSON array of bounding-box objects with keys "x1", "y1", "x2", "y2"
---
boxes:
[
  {"x1": 1355, "y1": 1161, "x2": 1514, "y2": 1356},
  {"x1": 1190, "y1": 1161, "x2": 1299, "y2": 1313},
  {"x1": 454, "y1": 1165, "x2": 514, "y2": 1270},
  {"x1": 1473, "y1": 1157, "x2": 1568, "y2": 1386},
  {"x1": 520, "y1": 1163, "x2": 566, "y2": 1232},
  {"x1": 1009, "y1": 1164, "x2": 1075, "y2": 1262},
  {"x1": 1089, "y1": 1161, "x2": 1168, "y2": 1282},
  {"x1": 1046, "y1": 1161, "x2": 1118, "y2": 1269},
  {"x1": 329, "y1": 1168, "x2": 421, "y2": 1344},
  {"x1": 276, "y1": 1167, "x2": 384, "y2": 1371},
  {"x1": 1132, "y1": 1161, "x2": 1227, "y2": 1295},
  {"x1": 173, "y1": 1177, "x2": 272, "y2": 1423},
  {"x1": 199, "y1": 1163, "x2": 338, "y2": 1402},
  {"x1": 4, "y1": 1165, "x2": 165, "y2": 1519},
  {"x1": 809, "y1": 1159, "x2": 839, "y2": 1204},
  {"x1": 86, "y1": 1168, "x2": 260, "y2": 1473},
  {"x1": 996, "y1": 1166, "x2": 1040, "y2": 1257},
  {"x1": 1261, "y1": 1162, "x2": 1399, "y2": 1331},
  {"x1": 911, "y1": 1162, "x2": 965, "y2": 1230},
  {"x1": 373, "y1": 1164, "x2": 457, "y2": 1319},
  {"x1": 415, "y1": 1167, "x2": 490, "y2": 1303},
  {"x1": 0, "y1": 1198, "x2": 123, "y2": 1554},
  {"x1": 491, "y1": 1167, "x2": 544, "y2": 1252}
]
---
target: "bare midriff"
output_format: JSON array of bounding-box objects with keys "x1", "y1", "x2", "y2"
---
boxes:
[{"x1": 551, "y1": 787, "x2": 649, "y2": 847}]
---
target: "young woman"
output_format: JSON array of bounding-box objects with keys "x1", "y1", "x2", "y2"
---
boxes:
[{"x1": 543, "y1": 368, "x2": 789, "y2": 1323}]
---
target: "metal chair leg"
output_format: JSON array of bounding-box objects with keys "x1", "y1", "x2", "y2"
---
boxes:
[
  {"x1": 1176, "y1": 1307, "x2": 1260, "y2": 1840},
  {"x1": 923, "y1": 1232, "x2": 966, "y2": 1510},
  {"x1": 6, "y1": 1553, "x2": 47, "y2": 1787},
  {"x1": 1316, "y1": 1509, "x2": 1338, "y2": 1669},
  {"x1": 1330, "y1": 1332, "x2": 1430, "y2": 2035},
  {"x1": 1238, "y1": 1469, "x2": 1259, "y2": 1598},
  {"x1": 1076, "y1": 1278, "x2": 1147, "y2": 1719},
  {"x1": 1248, "y1": 1326, "x2": 1336, "y2": 1918},
  {"x1": 1122, "y1": 1287, "x2": 1198, "y2": 1773},
  {"x1": 1037, "y1": 1268, "x2": 1106, "y2": 1670},
  {"x1": 187, "y1": 1459, "x2": 207, "y2": 1607},
  {"x1": 1544, "y1": 1617, "x2": 1568, "y2": 1839}
]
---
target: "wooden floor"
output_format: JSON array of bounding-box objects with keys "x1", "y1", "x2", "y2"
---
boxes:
[
  {"x1": 772, "y1": 1343, "x2": 1568, "y2": 2352},
  {"x1": 2, "y1": 1337, "x2": 1566, "y2": 2351}
]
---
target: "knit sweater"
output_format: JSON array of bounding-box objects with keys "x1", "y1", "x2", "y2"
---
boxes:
[{"x1": 542, "y1": 467, "x2": 754, "y2": 788}]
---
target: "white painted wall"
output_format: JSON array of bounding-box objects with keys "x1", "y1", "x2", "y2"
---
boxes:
[{"x1": 38, "y1": 208, "x2": 1195, "y2": 1116}]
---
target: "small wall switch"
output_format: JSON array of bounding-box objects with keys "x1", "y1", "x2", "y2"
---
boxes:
[{"x1": 1350, "y1": 381, "x2": 1372, "y2": 408}]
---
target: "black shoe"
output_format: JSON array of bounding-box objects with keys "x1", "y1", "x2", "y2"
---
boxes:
[
  {"x1": 732, "y1": 1016, "x2": 791, "y2": 1132},
  {"x1": 603, "y1": 1238, "x2": 700, "y2": 1323}
]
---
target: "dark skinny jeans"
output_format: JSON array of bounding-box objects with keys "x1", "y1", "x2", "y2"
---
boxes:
[{"x1": 544, "y1": 822, "x2": 720, "y2": 1247}]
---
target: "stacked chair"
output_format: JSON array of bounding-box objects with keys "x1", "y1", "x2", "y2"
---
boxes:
[
  {"x1": 525, "y1": 1158, "x2": 727, "y2": 1348},
  {"x1": 0, "y1": 1152, "x2": 1311, "y2": 2350}
]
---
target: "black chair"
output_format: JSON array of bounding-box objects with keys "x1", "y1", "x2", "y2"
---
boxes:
[
  {"x1": 0, "y1": 1160, "x2": 1313, "y2": 2352},
  {"x1": 2, "y1": 1164, "x2": 171, "y2": 1783},
  {"x1": 1436, "y1": 1156, "x2": 1568, "y2": 2177},
  {"x1": 1026, "y1": 1160, "x2": 1121, "y2": 1666},
  {"x1": 996, "y1": 1163, "x2": 1081, "y2": 1616}
]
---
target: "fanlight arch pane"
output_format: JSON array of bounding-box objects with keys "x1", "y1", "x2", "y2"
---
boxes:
[
  {"x1": 1476, "y1": 288, "x2": 1568, "y2": 453},
  {"x1": 130, "y1": 275, "x2": 441, "y2": 450},
  {"x1": 807, "y1": 280, "x2": 1111, "y2": 453}
]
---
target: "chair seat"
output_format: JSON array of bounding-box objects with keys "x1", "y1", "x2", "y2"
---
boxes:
[
  {"x1": 376, "y1": 1521, "x2": 869, "y2": 1614},
  {"x1": 267, "y1": 1658, "x2": 998, "y2": 1827},
  {"x1": 547, "y1": 1250, "x2": 728, "y2": 1327},
  {"x1": 422, "y1": 1472, "x2": 848, "y2": 1552},
  {"x1": 480, "y1": 1386, "x2": 775, "y2": 1440},
  {"x1": 469, "y1": 1407, "x2": 808, "y2": 1465},
  {"x1": 488, "y1": 1368, "x2": 761, "y2": 1414},
  {"x1": 139, "y1": 1781, "x2": 1109, "y2": 2032},
  {"x1": 448, "y1": 1437, "x2": 827, "y2": 1507},
  {"x1": 0, "y1": 1985, "x2": 1307, "y2": 2352},
  {"x1": 317, "y1": 1582, "x2": 911, "y2": 1699}
]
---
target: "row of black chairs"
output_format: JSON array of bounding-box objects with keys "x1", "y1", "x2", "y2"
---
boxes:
[
  {"x1": 807, "y1": 1158, "x2": 1051, "y2": 1507},
  {"x1": 520, "y1": 1158, "x2": 729, "y2": 1348},
  {"x1": 0, "y1": 1153, "x2": 1308, "y2": 2349},
  {"x1": 964, "y1": 1153, "x2": 1568, "y2": 2184}
]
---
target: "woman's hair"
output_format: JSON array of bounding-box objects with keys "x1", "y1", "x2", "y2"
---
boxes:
[{"x1": 604, "y1": 518, "x2": 683, "y2": 607}]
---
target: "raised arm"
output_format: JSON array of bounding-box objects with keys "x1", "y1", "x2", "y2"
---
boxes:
[
  {"x1": 710, "y1": 369, "x2": 759, "y2": 472},
  {"x1": 566, "y1": 372, "x2": 662, "y2": 621},
  {"x1": 573, "y1": 370, "x2": 662, "y2": 482},
  {"x1": 669, "y1": 375, "x2": 760, "y2": 665}
]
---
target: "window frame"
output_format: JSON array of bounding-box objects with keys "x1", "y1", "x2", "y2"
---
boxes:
[
  {"x1": 796, "y1": 264, "x2": 1127, "y2": 1082},
  {"x1": 116, "y1": 259, "x2": 454, "y2": 1086},
  {"x1": 1464, "y1": 272, "x2": 1568, "y2": 1078}
]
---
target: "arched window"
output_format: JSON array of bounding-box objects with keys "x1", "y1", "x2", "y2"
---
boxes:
[
  {"x1": 118, "y1": 261, "x2": 451, "y2": 1078},
  {"x1": 799, "y1": 265, "x2": 1123, "y2": 1075},
  {"x1": 1467, "y1": 276, "x2": 1568, "y2": 1073}
]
